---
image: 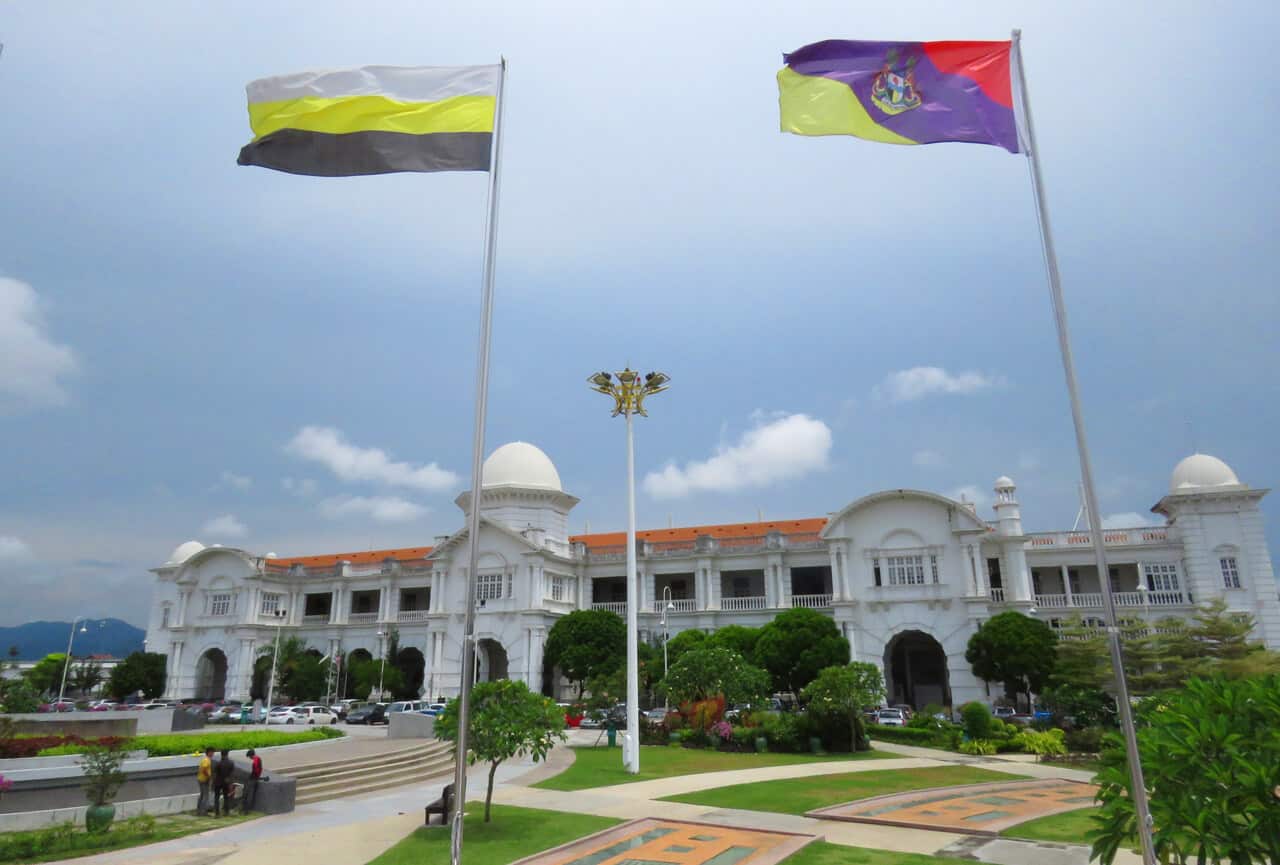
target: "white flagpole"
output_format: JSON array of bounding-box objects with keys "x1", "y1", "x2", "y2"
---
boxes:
[
  {"x1": 451, "y1": 56, "x2": 508, "y2": 865},
  {"x1": 1011, "y1": 30, "x2": 1156, "y2": 865}
]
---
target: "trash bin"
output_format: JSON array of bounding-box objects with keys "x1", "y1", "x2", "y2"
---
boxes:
[
  {"x1": 606, "y1": 722, "x2": 617, "y2": 748},
  {"x1": 240, "y1": 706, "x2": 250, "y2": 725}
]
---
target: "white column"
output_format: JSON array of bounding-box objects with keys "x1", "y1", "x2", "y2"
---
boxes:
[
  {"x1": 1060, "y1": 564, "x2": 1074, "y2": 607},
  {"x1": 710, "y1": 565, "x2": 721, "y2": 610},
  {"x1": 828, "y1": 546, "x2": 843, "y2": 600}
]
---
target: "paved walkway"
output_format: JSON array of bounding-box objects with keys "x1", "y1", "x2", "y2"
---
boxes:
[{"x1": 59, "y1": 740, "x2": 1135, "y2": 865}]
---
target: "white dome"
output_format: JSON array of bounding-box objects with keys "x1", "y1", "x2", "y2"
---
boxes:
[
  {"x1": 994, "y1": 475, "x2": 1016, "y2": 490},
  {"x1": 1170, "y1": 453, "x2": 1241, "y2": 493},
  {"x1": 165, "y1": 540, "x2": 205, "y2": 566},
  {"x1": 482, "y1": 441, "x2": 562, "y2": 491}
]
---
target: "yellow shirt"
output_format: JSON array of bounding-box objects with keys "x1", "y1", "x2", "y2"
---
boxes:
[{"x1": 197, "y1": 756, "x2": 212, "y2": 783}]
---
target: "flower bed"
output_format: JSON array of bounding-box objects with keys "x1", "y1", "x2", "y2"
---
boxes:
[
  {"x1": 0, "y1": 736, "x2": 132, "y2": 760},
  {"x1": 23, "y1": 727, "x2": 343, "y2": 758}
]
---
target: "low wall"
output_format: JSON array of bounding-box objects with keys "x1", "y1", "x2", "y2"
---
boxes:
[
  {"x1": 1, "y1": 708, "x2": 205, "y2": 738},
  {"x1": 0, "y1": 793, "x2": 199, "y2": 832},
  {"x1": 389, "y1": 712, "x2": 435, "y2": 739}
]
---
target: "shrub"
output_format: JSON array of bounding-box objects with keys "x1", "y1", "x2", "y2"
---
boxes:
[
  {"x1": 1064, "y1": 726, "x2": 1104, "y2": 754},
  {"x1": 730, "y1": 725, "x2": 755, "y2": 751},
  {"x1": 1012, "y1": 728, "x2": 1068, "y2": 758},
  {"x1": 757, "y1": 712, "x2": 804, "y2": 752},
  {"x1": 2, "y1": 735, "x2": 130, "y2": 759},
  {"x1": 959, "y1": 739, "x2": 998, "y2": 756},
  {"x1": 639, "y1": 721, "x2": 668, "y2": 746},
  {"x1": 961, "y1": 702, "x2": 992, "y2": 740},
  {"x1": 81, "y1": 745, "x2": 127, "y2": 811},
  {"x1": 865, "y1": 725, "x2": 946, "y2": 746}
]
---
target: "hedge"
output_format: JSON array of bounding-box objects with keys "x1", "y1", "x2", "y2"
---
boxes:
[
  {"x1": 32, "y1": 727, "x2": 342, "y2": 757},
  {"x1": 0, "y1": 735, "x2": 131, "y2": 759},
  {"x1": 866, "y1": 725, "x2": 950, "y2": 747}
]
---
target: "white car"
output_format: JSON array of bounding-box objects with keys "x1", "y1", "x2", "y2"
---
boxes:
[
  {"x1": 876, "y1": 708, "x2": 908, "y2": 727},
  {"x1": 268, "y1": 705, "x2": 337, "y2": 725},
  {"x1": 387, "y1": 700, "x2": 426, "y2": 714}
]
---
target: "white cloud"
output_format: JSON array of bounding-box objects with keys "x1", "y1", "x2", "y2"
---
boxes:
[
  {"x1": 319, "y1": 495, "x2": 428, "y2": 523},
  {"x1": 201, "y1": 514, "x2": 248, "y2": 539},
  {"x1": 947, "y1": 485, "x2": 991, "y2": 512},
  {"x1": 643, "y1": 413, "x2": 832, "y2": 499},
  {"x1": 286, "y1": 426, "x2": 459, "y2": 492},
  {"x1": 0, "y1": 278, "x2": 78, "y2": 412},
  {"x1": 913, "y1": 449, "x2": 944, "y2": 468},
  {"x1": 877, "y1": 366, "x2": 1004, "y2": 402},
  {"x1": 0, "y1": 536, "x2": 32, "y2": 560},
  {"x1": 1100, "y1": 512, "x2": 1162, "y2": 529},
  {"x1": 281, "y1": 477, "x2": 318, "y2": 497},
  {"x1": 213, "y1": 470, "x2": 252, "y2": 491}
]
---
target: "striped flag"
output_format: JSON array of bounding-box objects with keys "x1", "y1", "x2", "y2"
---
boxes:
[{"x1": 237, "y1": 64, "x2": 500, "y2": 176}]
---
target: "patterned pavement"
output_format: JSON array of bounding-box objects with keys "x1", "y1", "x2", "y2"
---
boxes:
[
  {"x1": 806, "y1": 778, "x2": 1099, "y2": 836},
  {"x1": 513, "y1": 817, "x2": 817, "y2": 865}
]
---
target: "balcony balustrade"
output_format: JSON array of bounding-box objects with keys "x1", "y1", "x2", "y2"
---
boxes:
[
  {"x1": 396, "y1": 609, "x2": 430, "y2": 623},
  {"x1": 720, "y1": 596, "x2": 767, "y2": 611},
  {"x1": 989, "y1": 587, "x2": 1007, "y2": 603},
  {"x1": 347, "y1": 612, "x2": 379, "y2": 625},
  {"x1": 301, "y1": 614, "x2": 329, "y2": 625},
  {"x1": 1029, "y1": 591, "x2": 1189, "y2": 609},
  {"x1": 1025, "y1": 528, "x2": 1170, "y2": 549},
  {"x1": 591, "y1": 601, "x2": 627, "y2": 615},
  {"x1": 791, "y1": 593, "x2": 832, "y2": 609},
  {"x1": 655, "y1": 598, "x2": 698, "y2": 613}
]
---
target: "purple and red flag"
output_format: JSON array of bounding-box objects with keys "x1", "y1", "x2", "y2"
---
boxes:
[{"x1": 778, "y1": 40, "x2": 1019, "y2": 153}]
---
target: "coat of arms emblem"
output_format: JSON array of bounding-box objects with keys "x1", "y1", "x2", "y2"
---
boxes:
[{"x1": 871, "y1": 49, "x2": 922, "y2": 115}]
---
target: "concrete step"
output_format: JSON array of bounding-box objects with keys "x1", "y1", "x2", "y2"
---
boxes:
[
  {"x1": 291, "y1": 747, "x2": 453, "y2": 786},
  {"x1": 294, "y1": 755, "x2": 455, "y2": 805},
  {"x1": 288, "y1": 743, "x2": 450, "y2": 782},
  {"x1": 274, "y1": 741, "x2": 433, "y2": 775}
]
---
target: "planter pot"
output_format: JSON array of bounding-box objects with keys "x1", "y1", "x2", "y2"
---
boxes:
[
  {"x1": 669, "y1": 732, "x2": 683, "y2": 746},
  {"x1": 754, "y1": 736, "x2": 768, "y2": 753},
  {"x1": 85, "y1": 803, "x2": 115, "y2": 834},
  {"x1": 808, "y1": 736, "x2": 823, "y2": 754}
]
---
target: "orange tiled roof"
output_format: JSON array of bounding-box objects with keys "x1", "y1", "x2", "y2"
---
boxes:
[
  {"x1": 265, "y1": 546, "x2": 434, "y2": 568},
  {"x1": 570, "y1": 518, "x2": 827, "y2": 548}
]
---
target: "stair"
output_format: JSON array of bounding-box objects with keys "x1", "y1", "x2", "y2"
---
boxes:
[{"x1": 287, "y1": 740, "x2": 456, "y2": 805}]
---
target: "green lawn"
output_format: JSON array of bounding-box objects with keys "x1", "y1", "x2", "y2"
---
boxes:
[
  {"x1": 781, "y1": 841, "x2": 956, "y2": 864},
  {"x1": 0, "y1": 812, "x2": 257, "y2": 863},
  {"x1": 662, "y1": 765, "x2": 1019, "y2": 815},
  {"x1": 366, "y1": 804, "x2": 620, "y2": 865},
  {"x1": 1002, "y1": 806, "x2": 1100, "y2": 843},
  {"x1": 534, "y1": 745, "x2": 894, "y2": 791}
]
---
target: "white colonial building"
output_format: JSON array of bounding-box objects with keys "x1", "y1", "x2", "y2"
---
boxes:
[{"x1": 145, "y1": 444, "x2": 1280, "y2": 709}]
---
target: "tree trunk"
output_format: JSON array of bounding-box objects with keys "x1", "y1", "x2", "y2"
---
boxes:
[{"x1": 484, "y1": 760, "x2": 501, "y2": 822}]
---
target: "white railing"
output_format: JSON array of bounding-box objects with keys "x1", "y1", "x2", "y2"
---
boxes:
[
  {"x1": 791, "y1": 593, "x2": 832, "y2": 609},
  {"x1": 347, "y1": 612, "x2": 378, "y2": 625},
  {"x1": 397, "y1": 610, "x2": 430, "y2": 623},
  {"x1": 989, "y1": 588, "x2": 1006, "y2": 603},
  {"x1": 1073, "y1": 592, "x2": 1104, "y2": 607},
  {"x1": 655, "y1": 598, "x2": 698, "y2": 613},
  {"x1": 721, "y1": 596, "x2": 766, "y2": 611},
  {"x1": 1146, "y1": 590, "x2": 1186, "y2": 606},
  {"x1": 591, "y1": 602, "x2": 627, "y2": 615},
  {"x1": 1025, "y1": 528, "x2": 1171, "y2": 548},
  {"x1": 1111, "y1": 592, "x2": 1144, "y2": 607},
  {"x1": 301, "y1": 614, "x2": 329, "y2": 625},
  {"x1": 1034, "y1": 593, "x2": 1070, "y2": 608}
]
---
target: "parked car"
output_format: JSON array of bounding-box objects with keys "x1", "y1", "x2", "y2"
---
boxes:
[
  {"x1": 265, "y1": 706, "x2": 296, "y2": 725},
  {"x1": 387, "y1": 700, "x2": 426, "y2": 715},
  {"x1": 346, "y1": 703, "x2": 388, "y2": 725},
  {"x1": 289, "y1": 705, "x2": 339, "y2": 725},
  {"x1": 420, "y1": 702, "x2": 448, "y2": 717},
  {"x1": 207, "y1": 702, "x2": 243, "y2": 723},
  {"x1": 993, "y1": 705, "x2": 1017, "y2": 720},
  {"x1": 875, "y1": 708, "x2": 907, "y2": 727},
  {"x1": 889, "y1": 704, "x2": 914, "y2": 720},
  {"x1": 642, "y1": 707, "x2": 670, "y2": 723},
  {"x1": 579, "y1": 709, "x2": 606, "y2": 729}
]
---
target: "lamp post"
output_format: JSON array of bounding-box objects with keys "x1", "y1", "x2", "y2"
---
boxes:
[
  {"x1": 265, "y1": 609, "x2": 287, "y2": 715},
  {"x1": 661, "y1": 587, "x2": 674, "y2": 712},
  {"x1": 376, "y1": 630, "x2": 388, "y2": 702},
  {"x1": 56, "y1": 618, "x2": 88, "y2": 708},
  {"x1": 588, "y1": 367, "x2": 670, "y2": 774}
]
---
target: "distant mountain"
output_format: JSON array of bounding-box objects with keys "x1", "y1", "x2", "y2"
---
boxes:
[{"x1": 0, "y1": 619, "x2": 146, "y2": 661}]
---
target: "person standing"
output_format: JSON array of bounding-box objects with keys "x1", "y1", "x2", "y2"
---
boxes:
[
  {"x1": 196, "y1": 747, "x2": 214, "y2": 816},
  {"x1": 212, "y1": 749, "x2": 235, "y2": 816},
  {"x1": 241, "y1": 748, "x2": 262, "y2": 813}
]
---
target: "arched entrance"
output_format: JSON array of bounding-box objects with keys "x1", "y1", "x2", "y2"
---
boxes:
[
  {"x1": 195, "y1": 648, "x2": 228, "y2": 701},
  {"x1": 251, "y1": 656, "x2": 273, "y2": 700},
  {"x1": 475, "y1": 639, "x2": 508, "y2": 682},
  {"x1": 884, "y1": 631, "x2": 951, "y2": 710},
  {"x1": 343, "y1": 648, "x2": 373, "y2": 699},
  {"x1": 396, "y1": 647, "x2": 426, "y2": 698}
]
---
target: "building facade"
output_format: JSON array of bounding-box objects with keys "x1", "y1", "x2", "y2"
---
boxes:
[{"x1": 145, "y1": 443, "x2": 1280, "y2": 708}]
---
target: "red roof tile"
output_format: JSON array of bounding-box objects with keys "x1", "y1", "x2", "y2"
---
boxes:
[
  {"x1": 266, "y1": 546, "x2": 433, "y2": 568},
  {"x1": 570, "y1": 518, "x2": 827, "y2": 548}
]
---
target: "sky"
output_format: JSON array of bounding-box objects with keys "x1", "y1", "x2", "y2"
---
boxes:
[{"x1": 2, "y1": 1, "x2": 1278, "y2": 628}]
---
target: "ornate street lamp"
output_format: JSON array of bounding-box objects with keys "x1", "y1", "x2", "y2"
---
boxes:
[
  {"x1": 661, "y1": 586, "x2": 675, "y2": 712},
  {"x1": 587, "y1": 367, "x2": 670, "y2": 774}
]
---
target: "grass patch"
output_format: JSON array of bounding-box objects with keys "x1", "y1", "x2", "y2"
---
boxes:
[
  {"x1": 37, "y1": 727, "x2": 343, "y2": 757},
  {"x1": 1002, "y1": 807, "x2": 1100, "y2": 843},
  {"x1": 662, "y1": 765, "x2": 1019, "y2": 815},
  {"x1": 534, "y1": 745, "x2": 894, "y2": 791},
  {"x1": 781, "y1": 841, "x2": 956, "y2": 864},
  {"x1": 367, "y1": 804, "x2": 619, "y2": 865},
  {"x1": 0, "y1": 812, "x2": 256, "y2": 863}
]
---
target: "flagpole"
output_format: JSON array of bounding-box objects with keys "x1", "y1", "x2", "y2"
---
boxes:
[
  {"x1": 451, "y1": 56, "x2": 507, "y2": 865},
  {"x1": 1011, "y1": 30, "x2": 1156, "y2": 865}
]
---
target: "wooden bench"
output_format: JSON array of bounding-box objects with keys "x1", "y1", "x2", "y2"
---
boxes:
[{"x1": 424, "y1": 783, "x2": 455, "y2": 826}]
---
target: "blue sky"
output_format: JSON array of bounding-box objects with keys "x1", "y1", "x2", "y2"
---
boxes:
[{"x1": 2, "y1": 1, "x2": 1277, "y2": 627}]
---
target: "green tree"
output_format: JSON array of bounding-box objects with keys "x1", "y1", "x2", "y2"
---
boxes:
[
  {"x1": 24, "y1": 653, "x2": 69, "y2": 696},
  {"x1": 663, "y1": 629, "x2": 709, "y2": 673},
  {"x1": 753, "y1": 607, "x2": 850, "y2": 694},
  {"x1": 543, "y1": 610, "x2": 625, "y2": 696},
  {"x1": 708, "y1": 625, "x2": 761, "y2": 660},
  {"x1": 1091, "y1": 675, "x2": 1280, "y2": 865},
  {"x1": 662, "y1": 647, "x2": 770, "y2": 706},
  {"x1": 285, "y1": 656, "x2": 329, "y2": 701},
  {"x1": 0, "y1": 678, "x2": 40, "y2": 713},
  {"x1": 1044, "y1": 615, "x2": 1118, "y2": 728},
  {"x1": 71, "y1": 660, "x2": 104, "y2": 696},
  {"x1": 964, "y1": 611, "x2": 1056, "y2": 707},
  {"x1": 350, "y1": 657, "x2": 404, "y2": 701},
  {"x1": 106, "y1": 652, "x2": 166, "y2": 700},
  {"x1": 800, "y1": 662, "x2": 885, "y2": 752},
  {"x1": 1184, "y1": 599, "x2": 1280, "y2": 678},
  {"x1": 435, "y1": 679, "x2": 566, "y2": 822},
  {"x1": 1119, "y1": 617, "x2": 1186, "y2": 696}
]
